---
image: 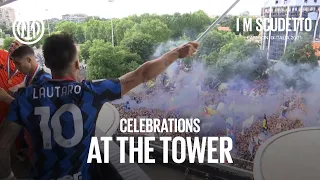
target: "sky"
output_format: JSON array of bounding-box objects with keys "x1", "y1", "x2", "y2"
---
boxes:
[{"x1": 5, "y1": 0, "x2": 265, "y2": 20}]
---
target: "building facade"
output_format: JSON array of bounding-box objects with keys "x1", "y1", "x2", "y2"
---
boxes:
[
  {"x1": 62, "y1": 14, "x2": 88, "y2": 23},
  {"x1": 0, "y1": 0, "x2": 16, "y2": 7},
  {"x1": 261, "y1": 0, "x2": 320, "y2": 60},
  {"x1": 0, "y1": 7, "x2": 15, "y2": 27}
]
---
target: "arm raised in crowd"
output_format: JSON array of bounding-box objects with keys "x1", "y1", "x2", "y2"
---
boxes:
[{"x1": 119, "y1": 42, "x2": 199, "y2": 96}]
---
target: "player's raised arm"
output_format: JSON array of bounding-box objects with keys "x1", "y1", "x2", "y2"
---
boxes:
[{"x1": 119, "y1": 42, "x2": 199, "y2": 96}]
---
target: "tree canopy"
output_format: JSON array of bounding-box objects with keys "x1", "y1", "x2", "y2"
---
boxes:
[
  {"x1": 8, "y1": 11, "x2": 317, "y2": 84},
  {"x1": 281, "y1": 33, "x2": 318, "y2": 67},
  {"x1": 2, "y1": 37, "x2": 14, "y2": 50}
]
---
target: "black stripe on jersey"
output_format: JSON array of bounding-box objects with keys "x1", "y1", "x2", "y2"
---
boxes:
[{"x1": 87, "y1": 78, "x2": 121, "y2": 102}]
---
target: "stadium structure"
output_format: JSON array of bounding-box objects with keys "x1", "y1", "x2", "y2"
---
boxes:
[{"x1": 261, "y1": 0, "x2": 320, "y2": 61}]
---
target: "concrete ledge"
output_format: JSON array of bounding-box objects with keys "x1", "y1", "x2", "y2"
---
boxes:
[
  {"x1": 95, "y1": 102, "x2": 120, "y2": 136},
  {"x1": 95, "y1": 103, "x2": 151, "y2": 180},
  {"x1": 254, "y1": 127, "x2": 320, "y2": 180}
]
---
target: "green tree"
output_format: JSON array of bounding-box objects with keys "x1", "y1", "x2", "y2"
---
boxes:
[
  {"x1": 121, "y1": 32, "x2": 155, "y2": 60},
  {"x1": 125, "y1": 19, "x2": 171, "y2": 43},
  {"x1": 126, "y1": 14, "x2": 141, "y2": 23},
  {"x1": 43, "y1": 19, "x2": 58, "y2": 35},
  {"x1": 122, "y1": 53, "x2": 143, "y2": 72},
  {"x1": 229, "y1": 16, "x2": 259, "y2": 36},
  {"x1": 205, "y1": 51, "x2": 220, "y2": 67},
  {"x1": 2, "y1": 37, "x2": 14, "y2": 50},
  {"x1": 160, "y1": 11, "x2": 211, "y2": 40},
  {"x1": 87, "y1": 40, "x2": 141, "y2": 79},
  {"x1": 80, "y1": 40, "x2": 92, "y2": 63},
  {"x1": 0, "y1": 23, "x2": 9, "y2": 37},
  {"x1": 0, "y1": 24, "x2": 6, "y2": 31},
  {"x1": 125, "y1": 61, "x2": 140, "y2": 72},
  {"x1": 126, "y1": 13, "x2": 160, "y2": 24},
  {"x1": 280, "y1": 34, "x2": 318, "y2": 67},
  {"x1": 85, "y1": 19, "x2": 112, "y2": 43},
  {"x1": 0, "y1": 23, "x2": 12, "y2": 36},
  {"x1": 160, "y1": 13, "x2": 184, "y2": 39},
  {"x1": 212, "y1": 36, "x2": 267, "y2": 81},
  {"x1": 198, "y1": 29, "x2": 235, "y2": 57},
  {"x1": 75, "y1": 24, "x2": 86, "y2": 44},
  {"x1": 139, "y1": 13, "x2": 160, "y2": 22},
  {"x1": 113, "y1": 19, "x2": 135, "y2": 45},
  {"x1": 54, "y1": 21, "x2": 85, "y2": 43},
  {"x1": 217, "y1": 37, "x2": 258, "y2": 61},
  {"x1": 185, "y1": 10, "x2": 212, "y2": 39},
  {"x1": 55, "y1": 21, "x2": 78, "y2": 37},
  {"x1": 86, "y1": 16, "x2": 102, "y2": 21},
  {"x1": 0, "y1": 32, "x2": 6, "y2": 38},
  {"x1": 218, "y1": 15, "x2": 233, "y2": 27}
]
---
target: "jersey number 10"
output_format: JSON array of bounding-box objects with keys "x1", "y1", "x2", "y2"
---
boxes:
[{"x1": 35, "y1": 104, "x2": 83, "y2": 149}]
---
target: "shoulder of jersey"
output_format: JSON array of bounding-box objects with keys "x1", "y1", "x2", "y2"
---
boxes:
[
  {"x1": 15, "y1": 87, "x2": 28, "y2": 96},
  {"x1": 91, "y1": 79, "x2": 106, "y2": 83},
  {"x1": 0, "y1": 49, "x2": 8, "y2": 54},
  {"x1": 38, "y1": 70, "x2": 51, "y2": 79},
  {"x1": 42, "y1": 72, "x2": 52, "y2": 79},
  {"x1": 39, "y1": 69, "x2": 50, "y2": 75}
]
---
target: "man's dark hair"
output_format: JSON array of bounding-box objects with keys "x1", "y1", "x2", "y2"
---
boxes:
[
  {"x1": 43, "y1": 33, "x2": 77, "y2": 72},
  {"x1": 10, "y1": 45, "x2": 34, "y2": 60}
]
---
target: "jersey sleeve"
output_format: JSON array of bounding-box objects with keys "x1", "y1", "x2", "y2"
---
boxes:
[
  {"x1": 84, "y1": 79, "x2": 122, "y2": 102},
  {"x1": 6, "y1": 94, "x2": 23, "y2": 126},
  {"x1": 34, "y1": 72, "x2": 51, "y2": 86}
]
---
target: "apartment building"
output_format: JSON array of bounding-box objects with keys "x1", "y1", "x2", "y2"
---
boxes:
[
  {"x1": 0, "y1": 7, "x2": 15, "y2": 27},
  {"x1": 62, "y1": 13, "x2": 88, "y2": 23},
  {"x1": 261, "y1": 0, "x2": 320, "y2": 60}
]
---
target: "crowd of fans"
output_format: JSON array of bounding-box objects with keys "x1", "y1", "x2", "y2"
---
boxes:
[{"x1": 111, "y1": 64, "x2": 309, "y2": 172}]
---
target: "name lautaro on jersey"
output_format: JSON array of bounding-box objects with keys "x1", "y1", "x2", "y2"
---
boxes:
[
  {"x1": 237, "y1": 17, "x2": 313, "y2": 32},
  {"x1": 33, "y1": 85, "x2": 82, "y2": 99}
]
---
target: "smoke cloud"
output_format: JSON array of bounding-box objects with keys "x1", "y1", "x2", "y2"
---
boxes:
[{"x1": 113, "y1": 39, "x2": 320, "y2": 131}]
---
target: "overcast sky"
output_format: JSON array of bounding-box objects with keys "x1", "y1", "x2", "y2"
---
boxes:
[{"x1": 4, "y1": 0, "x2": 264, "y2": 20}]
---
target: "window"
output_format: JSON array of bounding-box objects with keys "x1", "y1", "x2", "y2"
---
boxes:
[
  {"x1": 304, "y1": 0, "x2": 308, "y2": 3},
  {"x1": 276, "y1": 0, "x2": 279, "y2": 4},
  {"x1": 315, "y1": 0, "x2": 317, "y2": 3}
]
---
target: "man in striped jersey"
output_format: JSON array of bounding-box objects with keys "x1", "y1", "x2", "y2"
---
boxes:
[
  {"x1": 0, "y1": 45, "x2": 51, "y2": 104},
  {"x1": 0, "y1": 45, "x2": 51, "y2": 162},
  {"x1": 0, "y1": 33, "x2": 199, "y2": 180}
]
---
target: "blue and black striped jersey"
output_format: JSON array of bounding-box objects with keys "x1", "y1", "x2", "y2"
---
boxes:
[
  {"x1": 7, "y1": 79, "x2": 121, "y2": 180},
  {"x1": 26, "y1": 69, "x2": 52, "y2": 86}
]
